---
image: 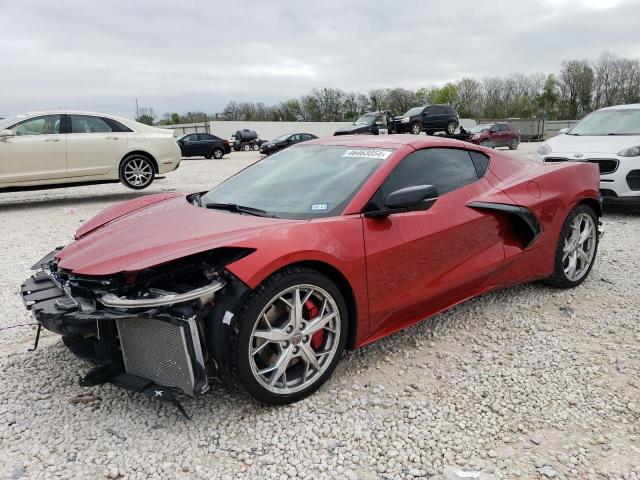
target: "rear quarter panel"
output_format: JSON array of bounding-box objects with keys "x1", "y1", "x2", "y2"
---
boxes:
[{"x1": 487, "y1": 150, "x2": 600, "y2": 283}]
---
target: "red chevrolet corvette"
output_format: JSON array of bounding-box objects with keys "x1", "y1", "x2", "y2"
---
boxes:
[{"x1": 22, "y1": 135, "x2": 601, "y2": 410}]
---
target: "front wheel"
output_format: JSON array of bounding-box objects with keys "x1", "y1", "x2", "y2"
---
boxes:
[
  {"x1": 509, "y1": 138, "x2": 519, "y2": 150},
  {"x1": 411, "y1": 122, "x2": 421, "y2": 135},
  {"x1": 544, "y1": 204, "x2": 598, "y2": 288},
  {"x1": 229, "y1": 267, "x2": 348, "y2": 405},
  {"x1": 119, "y1": 155, "x2": 155, "y2": 190},
  {"x1": 212, "y1": 148, "x2": 224, "y2": 159}
]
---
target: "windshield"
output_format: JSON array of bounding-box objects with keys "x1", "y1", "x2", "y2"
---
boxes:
[
  {"x1": 469, "y1": 125, "x2": 491, "y2": 133},
  {"x1": 0, "y1": 114, "x2": 26, "y2": 130},
  {"x1": 354, "y1": 114, "x2": 376, "y2": 125},
  {"x1": 568, "y1": 108, "x2": 640, "y2": 135},
  {"x1": 403, "y1": 107, "x2": 424, "y2": 117},
  {"x1": 272, "y1": 134, "x2": 291, "y2": 142},
  {"x1": 200, "y1": 145, "x2": 391, "y2": 219}
]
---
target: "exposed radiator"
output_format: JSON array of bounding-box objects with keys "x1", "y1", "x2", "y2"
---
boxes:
[{"x1": 116, "y1": 317, "x2": 205, "y2": 396}]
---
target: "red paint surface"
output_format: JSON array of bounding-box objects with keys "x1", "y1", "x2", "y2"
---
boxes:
[{"x1": 56, "y1": 135, "x2": 600, "y2": 348}]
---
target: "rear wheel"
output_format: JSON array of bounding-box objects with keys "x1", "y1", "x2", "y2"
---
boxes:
[
  {"x1": 252, "y1": 144, "x2": 260, "y2": 151},
  {"x1": 119, "y1": 154, "x2": 155, "y2": 190},
  {"x1": 213, "y1": 148, "x2": 224, "y2": 159},
  {"x1": 411, "y1": 122, "x2": 421, "y2": 135},
  {"x1": 446, "y1": 121, "x2": 457, "y2": 135},
  {"x1": 229, "y1": 267, "x2": 347, "y2": 405},
  {"x1": 509, "y1": 138, "x2": 519, "y2": 150},
  {"x1": 545, "y1": 204, "x2": 598, "y2": 288},
  {"x1": 241, "y1": 143, "x2": 251, "y2": 152}
]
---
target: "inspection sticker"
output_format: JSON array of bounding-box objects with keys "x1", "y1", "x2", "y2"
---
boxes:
[
  {"x1": 342, "y1": 149, "x2": 392, "y2": 159},
  {"x1": 311, "y1": 203, "x2": 328, "y2": 211}
]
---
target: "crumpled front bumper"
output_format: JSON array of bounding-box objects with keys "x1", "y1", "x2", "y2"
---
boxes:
[{"x1": 21, "y1": 249, "x2": 225, "y2": 405}]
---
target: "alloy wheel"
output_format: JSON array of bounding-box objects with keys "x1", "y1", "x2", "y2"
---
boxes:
[
  {"x1": 411, "y1": 123, "x2": 421, "y2": 135},
  {"x1": 562, "y1": 213, "x2": 597, "y2": 281},
  {"x1": 248, "y1": 284, "x2": 341, "y2": 395},
  {"x1": 123, "y1": 158, "x2": 153, "y2": 187}
]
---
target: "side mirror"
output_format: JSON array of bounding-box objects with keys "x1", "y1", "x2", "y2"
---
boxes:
[
  {"x1": 558, "y1": 128, "x2": 569, "y2": 135},
  {"x1": 386, "y1": 184, "x2": 438, "y2": 210},
  {"x1": 365, "y1": 185, "x2": 438, "y2": 218},
  {"x1": 0, "y1": 129, "x2": 14, "y2": 139}
]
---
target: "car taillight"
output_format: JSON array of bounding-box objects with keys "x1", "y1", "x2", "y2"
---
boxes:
[{"x1": 223, "y1": 140, "x2": 229, "y2": 145}]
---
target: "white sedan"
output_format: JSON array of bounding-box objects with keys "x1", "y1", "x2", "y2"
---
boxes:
[
  {"x1": 535, "y1": 104, "x2": 640, "y2": 206},
  {"x1": 0, "y1": 111, "x2": 182, "y2": 190}
]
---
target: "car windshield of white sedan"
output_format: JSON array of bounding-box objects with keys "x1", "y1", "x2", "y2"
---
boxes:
[
  {"x1": 568, "y1": 109, "x2": 640, "y2": 135},
  {"x1": 201, "y1": 145, "x2": 391, "y2": 219},
  {"x1": 0, "y1": 115, "x2": 26, "y2": 130}
]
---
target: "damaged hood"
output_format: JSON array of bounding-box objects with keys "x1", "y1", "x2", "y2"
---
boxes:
[{"x1": 58, "y1": 195, "x2": 295, "y2": 275}]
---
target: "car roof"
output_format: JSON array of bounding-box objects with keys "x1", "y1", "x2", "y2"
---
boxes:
[
  {"x1": 305, "y1": 134, "x2": 485, "y2": 151},
  {"x1": 599, "y1": 103, "x2": 640, "y2": 111}
]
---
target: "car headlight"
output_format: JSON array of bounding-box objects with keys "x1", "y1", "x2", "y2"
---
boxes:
[
  {"x1": 401, "y1": 117, "x2": 410, "y2": 123},
  {"x1": 617, "y1": 146, "x2": 640, "y2": 157},
  {"x1": 471, "y1": 134, "x2": 480, "y2": 139},
  {"x1": 537, "y1": 143, "x2": 552, "y2": 155}
]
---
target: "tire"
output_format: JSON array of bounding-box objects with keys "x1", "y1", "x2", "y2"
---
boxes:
[
  {"x1": 119, "y1": 154, "x2": 155, "y2": 190},
  {"x1": 252, "y1": 144, "x2": 260, "y2": 151},
  {"x1": 229, "y1": 267, "x2": 348, "y2": 405},
  {"x1": 241, "y1": 143, "x2": 251, "y2": 152},
  {"x1": 212, "y1": 148, "x2": 224, "y2": 159},
  {"x1": 544, "y1": 204, "x2": 599, "y2": 289},
  {"x1": 509, "y1": 138, "x2": 519, "y2": 150},
  {"x1": 411, "y1": 122, "x2": 421, "y2": 135},
  {"x1": 446, "y1": 121, "x2": 457, "y2": 135}
]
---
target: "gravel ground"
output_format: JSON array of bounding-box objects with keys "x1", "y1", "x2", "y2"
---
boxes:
[{"x1": 1, "y1": 144, "x2": 639, "y2": 480}]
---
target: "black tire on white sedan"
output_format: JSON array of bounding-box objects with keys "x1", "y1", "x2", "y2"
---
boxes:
[
  {"x1": 119, "y1": 154, "x2": 155, "y2": 190},
  {"x1": 229, "y1": 267, "x2": 348, "y2": 405}
]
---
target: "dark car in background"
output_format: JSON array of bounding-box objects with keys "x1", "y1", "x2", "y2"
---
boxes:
[
  {"x1": 334, "y1": 111, "x2": 396, "y2": 136},
  {"x1": 178, "y1": 133, "x2": 231, "y2": 159},
  {"x1": 469, "y1": 122, "x2": 520, "y2": 150},
  {"x1": 259, "y1": 133, "x2": 317, "y2": 155},
  {"x1": 395, "y1": 105, "x2": 459, "y2": 135}
]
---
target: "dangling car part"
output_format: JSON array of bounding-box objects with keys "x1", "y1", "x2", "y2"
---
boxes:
[{"x1": 21, "y1": 135, "x2": 602, "y2": 415}]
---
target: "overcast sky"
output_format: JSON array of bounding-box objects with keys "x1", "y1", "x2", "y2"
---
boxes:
[{"x1": 1, "y1": 0, "x2": 639, "y2": 119}]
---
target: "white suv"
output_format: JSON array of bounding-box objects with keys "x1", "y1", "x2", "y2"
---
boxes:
[
  {"x1": 0, "y1": 111, "x2": 182, "y2": 190},
  {"x1": 535, "y1": 104, "x2": 640, "y2": 206}
]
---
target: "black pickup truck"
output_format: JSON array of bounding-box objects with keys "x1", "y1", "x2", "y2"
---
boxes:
[{"x1": 334, "y1": 111, "x2": 396, "y2": 136}]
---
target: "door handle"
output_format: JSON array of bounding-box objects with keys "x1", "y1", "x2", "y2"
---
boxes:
[
  {"x1": 45, "y1": 138, "x2": 60, "y2": 142},
  {"x1": 105, "y1": 136, "x2": 120, "y2": 140}
]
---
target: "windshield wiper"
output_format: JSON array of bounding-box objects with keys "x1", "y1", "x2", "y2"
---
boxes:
[{"x1": 205, "y1": 202, "x2": 273, "y2": 217}]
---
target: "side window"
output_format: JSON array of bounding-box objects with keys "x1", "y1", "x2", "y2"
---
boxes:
[
  {"x1": 102, "y1": 117, "x2": 133, "y2": 132},
  {"x1": 373, "y1": 148, "x2": 479, "y2": 208},
  {"x1": 11, "y1": 115, "x2": 61, "y2": 136},
  {"x1": 469, "y1": 151, "x2": 490, "y2": 177},
  {"x1": 424, "y1": 107, "x2": 435, "y2": 116},
  {"x1": 70, "y1": 115, "x2": 113, "y2": 134},
  {"x1": 432, "y1": 106, "x2": 445, "y2": 114},
  {"x1": 183, "y1": 134, "x2": 197, "y2": 142},
  {"x1": 198, "y1": 134, "x2": 213, "y2": 140}
]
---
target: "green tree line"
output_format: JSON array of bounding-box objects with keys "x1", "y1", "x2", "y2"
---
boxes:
[{"x1": 144, "y1": 51, "x2": 639, "y2": 125}]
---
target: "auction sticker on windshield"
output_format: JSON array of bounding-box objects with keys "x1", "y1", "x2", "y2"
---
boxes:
[{"x1": 342, "y1": 149, "x2": 392, "y2": 160}]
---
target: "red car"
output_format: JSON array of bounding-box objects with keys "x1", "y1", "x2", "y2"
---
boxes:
[
  {"x1": 469, "y1": 122, "x2": 521, "y2": 150},
  {"x1": 22, "y1": 135, "x2": 601, "y2": 411}
]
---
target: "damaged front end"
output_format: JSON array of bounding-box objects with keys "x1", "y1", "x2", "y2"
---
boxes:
[{"x1": 21, "y1": 247, "x2": 252, "y2": 415}]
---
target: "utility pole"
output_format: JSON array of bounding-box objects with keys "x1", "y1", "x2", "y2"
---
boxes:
[{"x1": 135, "y1": 99, "x2": 140, "y2": 120}]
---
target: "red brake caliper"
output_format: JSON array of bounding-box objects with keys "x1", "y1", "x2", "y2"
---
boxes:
[{"x1": 303, "y1": 299, "x2": 324, "y2": 349}]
